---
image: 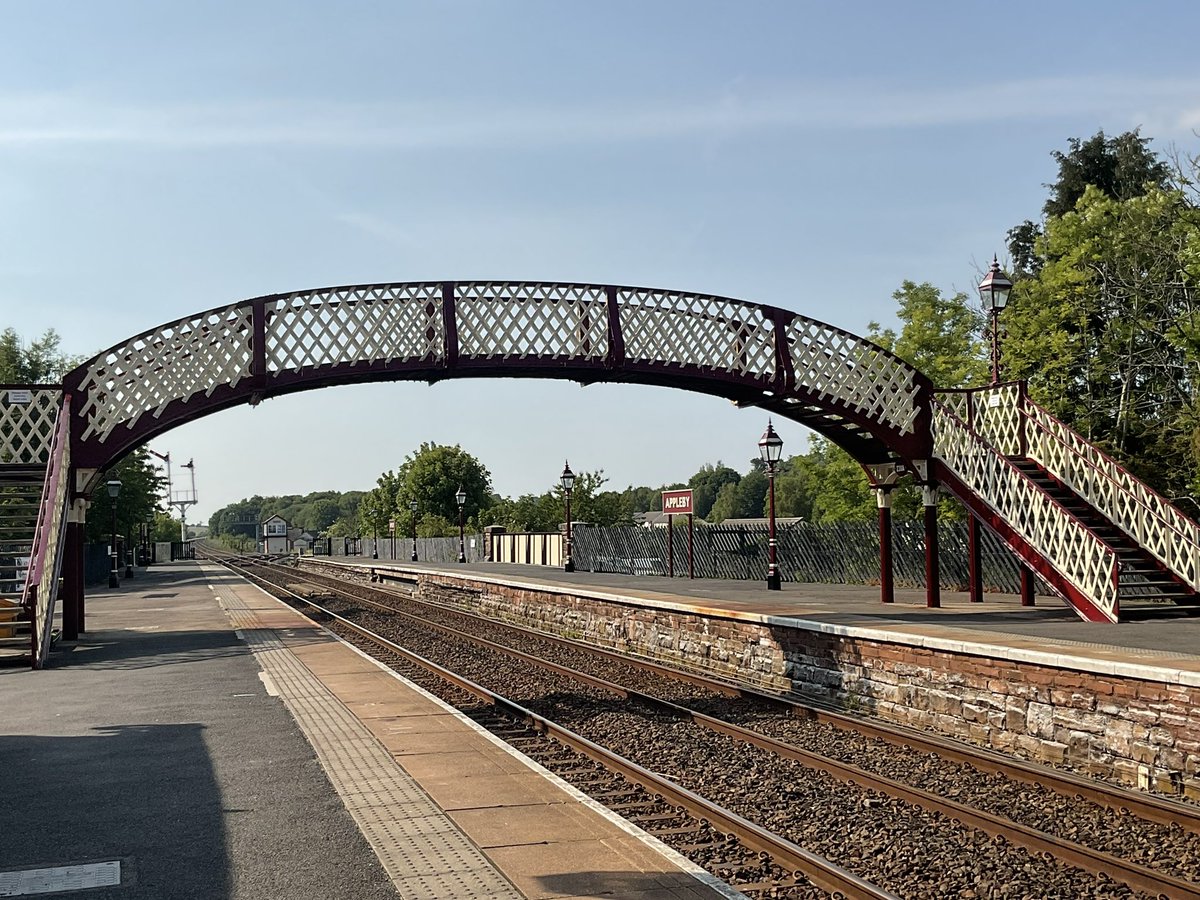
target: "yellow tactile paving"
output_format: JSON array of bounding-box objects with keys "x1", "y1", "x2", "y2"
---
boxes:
[{"x1": 199, "y1": 564, "x2": 740, "y2": 900}]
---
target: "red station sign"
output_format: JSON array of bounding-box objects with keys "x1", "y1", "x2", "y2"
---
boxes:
[{"x1": 661, "y1": 489, "x2": 694, "y2": 516}]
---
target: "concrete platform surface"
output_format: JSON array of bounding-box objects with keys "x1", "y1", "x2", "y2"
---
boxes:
[{"x1": 0, "y1": 562, "x2": 737, "y2": 900}]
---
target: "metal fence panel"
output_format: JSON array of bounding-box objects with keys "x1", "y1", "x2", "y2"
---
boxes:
[{"x1": 572, "y1": 521, "x2": 1036, "y2": 593}]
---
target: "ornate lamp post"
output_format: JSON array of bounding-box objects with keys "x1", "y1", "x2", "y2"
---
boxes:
[
  {"x1": 979, "y1": 256, "x2": 1013, "y2": 385},
  {"x1": 757, "y1": 422, "x2": 783, "y2": 591},
  {"x1": 455, "y1": 486, "x2": 467, "y2": 563},
  {"x1": 106, "y1": 479, "x2": 121, "y2": 588},
  {"x1": 125, "y1": 526, "x2": 134, "y2": 577},
  {"x1": 145, "y1": 510, "x2": 155, "y2": 565},
  {"x1": 409, "y1": 500, "x2": 419, "y2": 561},
  {"x1": 560, "y1": 461, "x2": 575, "y2": 573}
]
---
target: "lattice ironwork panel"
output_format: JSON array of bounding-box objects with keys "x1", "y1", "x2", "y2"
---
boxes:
[
  {"x1": 618, "y1": 289, "x2": 776, "y2": 379},
  {"x1": 933, "y1": 400, "x2": 1118, "y2": 621},
  {"x1": 1025, "y1": 401, "x2": 1200, "y2": 592},
  {"x1": 455, "y1": 283, "x2": 608, "y2": 360},
  {"x1": 787, "y1": 319, "x2": 922, "y2": 433},
  {"x1": 970, "y1": 384, "x2": 1023, "y2": 455},
  {"x1": 266, "y1": 285, "x2": 443, "y2": 372},
  {"x1": 0, "y1": 388, "x2": 61, "y2": 464},
  {"x1": 76, "y1": 305, "x2": 253, "y2": 444}
]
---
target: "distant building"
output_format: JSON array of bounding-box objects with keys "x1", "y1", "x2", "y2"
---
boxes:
[
  {"x1": 292, "y1": 530, "x2": 315, "y2": 553},
  {"x1": 260, "y1": 514, "x2": 291, "y2": 553},
  {"x1": 635, "y1": 511, "x2": 709, "y2": 528}
]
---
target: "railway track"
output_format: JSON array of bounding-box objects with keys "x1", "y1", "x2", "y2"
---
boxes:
[{"x1": 207, "y1": 550, "x2": 1200, "y2": 898}]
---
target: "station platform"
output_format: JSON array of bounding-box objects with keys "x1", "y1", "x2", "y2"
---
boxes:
[
  {"x1": 0, "y1": 562, "x2": 735, "y2": 900},
  {"x1": 333, "y1": 558, "x2": 1200, "y2": 686}
]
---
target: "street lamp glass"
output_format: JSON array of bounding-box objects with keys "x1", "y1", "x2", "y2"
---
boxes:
[
  {"x1": 758, "y1": 421, "x2": 784, "y2": 465},
  {"x1": 106, "y1": 479, "x2": 122, "y2": 498},
  {"x1": 409, "y1": 500, "x2": 418, "y2": 512},
  {"x1": 978, "y1": 256, "x2": 1013, "y2": 312},
  {"x1": 560, "y1": 461, "x2": 575, "y2": 492},
  {"x1": 455, "y1": 487, "x2": 466, "y2": 507}
]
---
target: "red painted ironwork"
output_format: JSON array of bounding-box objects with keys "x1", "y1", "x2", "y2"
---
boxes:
[
  {"x1": 20, "y1": 393, "x2": 72, "y2": 668},
  {"x1": 63, "y1": 281, "x2": 934, "y2": 477},
  {"x1": 878, "y1": 495, "x2": 894, "y2": 604}
]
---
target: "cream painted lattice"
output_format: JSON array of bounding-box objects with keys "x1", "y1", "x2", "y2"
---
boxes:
[
  {"x1": 970, "y1": 384, "x2": 1023, "y2": 455},
  {"x1": 787, "y1": 319, "x2": 923, "y2": 434},
  {"x1": 0, "y1": 388, "x2": 61, "y2": 464},
  {"x1": 619, "y1": 289, "x2": 777, "y2": 380},
  {"x1": 1024, "y1": 401, "x2": 1200, "y2": 592},
  {"x1": 76, "y1": 304, "x2": 254, "y2": 444},
  {"x1": 266, "y1": 285, "x2": 444, "y2": 371},
  {"x1": 456, "y1": 283, "x2": 608, "y2": 360},
  {"x1": 21, "y1": 394, "x2": 70, "y2": 667},
  {"x1": 932, "y1": 399, "x2": 1119, "y2": 622}
]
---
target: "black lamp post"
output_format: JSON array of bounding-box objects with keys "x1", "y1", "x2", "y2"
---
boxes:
[
  {"x1": 409, "y1": 500, "x2": 419, "y2": 561},
  {"x1": 106, "y1": 479, "x2": 121, "y2": 588},
  {"x1": 125, "y1": 526, "x2": 134, "y2": 577},
  {"x1": 372, "y1": 517, "x2": 378, "y2": 559},
  {"x1": 455, "y1": 486, "x2": 467, "y2": 563},
  {"x1": 758, "y1": 422, "x2": 783, "y2": 591},
  {"x1": 389, "y1": 517, "x2": 396, "y2": 560},
  {"x1": 146, "y1": 511, "x2": 155, "y2": 565},
  {"x1": 979, "y1": 255, "x2": 1013, "y2": 385},
  {"x1": 560, "y1": 461, "x2": 575, "y2": 573}
]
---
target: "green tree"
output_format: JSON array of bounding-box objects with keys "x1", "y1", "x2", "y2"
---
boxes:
[
  {"x1": 708, "y1": 468, "x2": 768, "y2": 522},
  {"x1": 398, "y1": 443, "x2": 492, "y2": 525},
  {"x1": 1003, "y1": 184, "x2": 1200, "y2": 503},
  {"x1": 86, "y1": 449, "x2": 167, "y2": 543},
  {"x1": 869, "y1": 281, "x2": 987, "y2": 389},
  {"x1": 0, "y1": 328, "x2": 77, "y2": 383},
  {"x1": 687, "y1": 463, "x2": 741, "y2": 519},
  {"x1": 1007, "y1": 129, "x2": 1171, "y2": 276}
]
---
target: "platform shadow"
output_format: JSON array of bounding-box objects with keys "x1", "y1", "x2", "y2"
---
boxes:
[
  {"x1": 535, "y1": 868, "x2": 717, "y2": 897},
  {"x1": 0, "y1": 724, "x2": 231, "y2": 899}
]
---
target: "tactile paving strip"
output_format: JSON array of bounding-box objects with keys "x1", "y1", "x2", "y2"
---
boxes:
[{"x1": 211, "y1": 582, "x2": 523, "y2": 900}]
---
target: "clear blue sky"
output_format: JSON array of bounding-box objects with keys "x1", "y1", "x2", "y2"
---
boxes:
[{"x1": 3, "y1": 2, "x2": 1198, "y2": 521}]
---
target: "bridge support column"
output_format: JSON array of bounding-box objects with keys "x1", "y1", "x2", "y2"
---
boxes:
[
  {"x1": 968, "y1": 515, "x2": 983, "y2": 603},
  {"x1": 63, "y1": 499, "x2": 88, "y2": 638},
  {"x1": 876, "y1": 488, "x2": 894, "y2": 604},
  {"x1": 1020, "y1": 565, "x2": 1036, "y2": 606},
  {"x1": 922, "y1": 485, "x2": 940, "y2": 608}
]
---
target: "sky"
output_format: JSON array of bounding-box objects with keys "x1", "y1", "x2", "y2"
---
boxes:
[{"x1": 3, "y1": 2, "x2": 1200, "y2": 523}]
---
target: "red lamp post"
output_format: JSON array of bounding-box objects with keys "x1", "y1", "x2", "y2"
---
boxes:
[
  {"x1": 758, "y1": 421, "x2": 783, "y2": 591},
  {"x1": 979, "y1": 256, "x2": 1013, "y2": 385},
  {"x1": 560, "y1": 461, "x2": 575, "y2": 573}
]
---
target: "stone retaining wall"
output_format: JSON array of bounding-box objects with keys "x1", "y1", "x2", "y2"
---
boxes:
[{"x1": 301, "y1": 560, "x2": 1200, "y2": 796}]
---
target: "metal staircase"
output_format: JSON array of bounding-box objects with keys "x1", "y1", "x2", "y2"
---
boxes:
[
  {"x1": 1, "y1": 388, "x2": 72, "y2": 665},
  {"x1": 933, "y1": 384, "x2": 1200, "y2": 622},
  {"x1": 0, "y1": 467, "x2": 44, "y2": 654}
]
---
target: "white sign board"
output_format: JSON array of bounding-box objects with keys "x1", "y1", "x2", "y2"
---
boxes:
[{"x1": 7, "y1": 390, "x2": 33, "y2": 405}]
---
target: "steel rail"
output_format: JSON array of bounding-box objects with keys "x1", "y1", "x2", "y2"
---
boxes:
[
  {"x1": 210, "y1": 553, "x2": 897, "y2": 900},
  {"x1": 265, "y1": 557, "x2": 1200, "y2": 898},
  {"x1": 298, "y1": 556, "x2": 1200, "y2": 833}
]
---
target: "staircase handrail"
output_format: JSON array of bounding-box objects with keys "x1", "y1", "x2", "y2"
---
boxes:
[
  {"x1": 931, "y1": 396, "x2": 1121, "y2": 622},
  {"x1": 20, "y1": 392, "x2": 71, "y2": 668},
  {"x1": 1021, "y1": 397, "x2": 1200, "y2": 592}
]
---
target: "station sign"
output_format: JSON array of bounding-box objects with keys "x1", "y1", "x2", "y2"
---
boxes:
[
  {"x1": 661, "y1": 489, "x2": 694, "y2": 516},
  {"x1": 388, "y1": 518, "x2": 396, "y2": 532},
  {"x1": 6, "y1": 389, "x2": 33, "y2": 405}
]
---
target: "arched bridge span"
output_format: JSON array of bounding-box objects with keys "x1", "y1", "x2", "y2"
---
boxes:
[{"x1": 64, "y1": 280, "x2": 934, "y2": 475}]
